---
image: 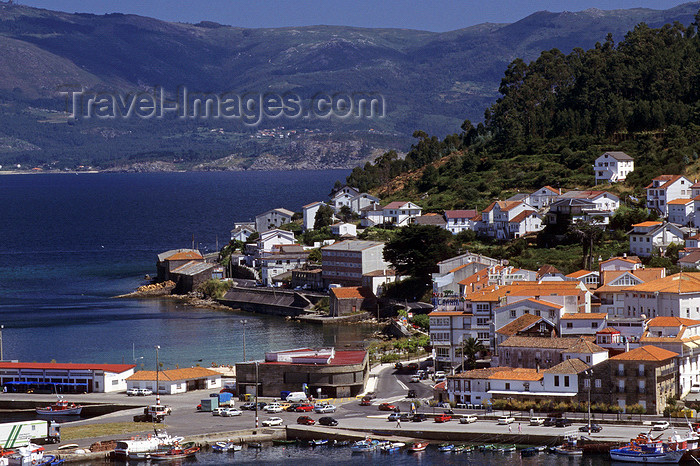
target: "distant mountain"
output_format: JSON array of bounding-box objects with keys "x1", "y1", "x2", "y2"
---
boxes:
[{"x1": 0, "y1": 1, "x2": 698, "y2": 170}]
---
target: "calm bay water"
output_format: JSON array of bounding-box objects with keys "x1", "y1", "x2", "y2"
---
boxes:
[{"x1": 0, "y1": 170, "x2": 377, "y2": 370}]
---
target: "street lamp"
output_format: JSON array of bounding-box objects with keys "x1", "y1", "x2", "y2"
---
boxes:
[
  {"x1": 254, "y1": 361, "x2": 259, "y2": 429},
  {"x1": 585, "y1": 369, "x2": 593, "y2": 434},
  {"x1": 155, "y1": 345, "x2": 161, "y2": 406},
  {"x1": 0, "y1": 325, "x2": 4, "y2": 361},
  {"x1": 241, "y1": 320, "x2": 248, "y2": 362}
]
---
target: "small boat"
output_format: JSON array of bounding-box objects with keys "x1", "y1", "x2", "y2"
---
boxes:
[
  {"x1": 37, "y1": 456, "x2": 64, "y2": 466},
  {"x1": 5, "y1": 443, "x2": 45, "y2": 466},
  {"x1": 333, "y1": 440, "x2": 351, "y2": 447},
  {"x1": 409, "y1": 442, "x2": 429, "y2": 452},
  {"x1": 498, "y1": 444, "x2": 516, "y2": 452},
  {"x1": 248, "y1": 442, "x2": 263, "y2": 449},
  {"x1": 148, "y1": 442, "x2": 199, "y2": 461},
  {"x1": 453, "y1": 445, "x2": 473, "y2": 453},
  {"x1": 479, "y1": 444, "x2": 495, "y2": 451},
  {"x1": 438, "y1": 444, "x2": 455, "y2": 452},
  {"x1": 36, "y1": 397, "x2": 82, "y2": 416},
  {"x1": 273, "y1": 439, "x2": 298, "y2": 445},
  {"x1": 310, "y1": 439, "x2": 328, "y2": 446},
  {"x1": 521, "y1": 446, "x2": 545, "y2": 457},
  {"x1": 116, "y1": 430, "x2": 183, "y2": 458},
  {"x1": 380, "y1": 442, "x2": 404, "y2": 453},
  {"x1": 351, "y1": 439, "x2": 378, "y2": 452},
  {"x1": 554, "y1": 434, "x2": 583, "y2": 456},
  {"x1": 212, "y1": 441, "x2": 240, "y2": 452}
]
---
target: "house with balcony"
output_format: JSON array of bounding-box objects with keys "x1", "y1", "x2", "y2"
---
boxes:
[
  {"x1": 382, "y1": 201, "x2": 422, "y2": 226},
  {"x1": 444, "y1": 209, "x2": 479, "y2": 234},
  {"x1": 594, "y1": 151, "x2": 634, "y2": 183},
  {"x1": 565, "y1": 270, "x2": 600, "y2": 287},
  {"x1": 583, "y1": 345, "x2": 678, "y2": 414},
  {"x1": 646, "y1": 175, "x2": 692, "y2": 216},
  {"x1": 628, "y1": 221, "x2": 684, "y2": 258}
]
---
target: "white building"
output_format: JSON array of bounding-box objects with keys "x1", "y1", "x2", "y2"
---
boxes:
[
  {"x1": 321, "y1": 240, "x2": 389, "y2": 287},
  {"x1": 628, "y1": 221, "x2": 684, "y2": 258},
  {"x1": 444, "y1": 210, "x2": 479, "y2": 234},
  {"x1": 349, "y1": 193, "x2": 380, "y2": 214},
  {"x1": 594, "y1": 151, "x2": 634, "y2": 183},
  {"x1": 382, "y1": 201, "x2": 422, "y2": 226},
  {"x1": 599, "y1": 256, "x2": 642, "y2": 272},
  {"x1": 360, "y1": 204, "x2": 384, "y2": 227},
  {"x1": 559, "y1": 312, "x2": 608, "y2": 337},
  {"x1": 624, "y1": 273, "x2": 700, "y2": 320},
  {"x1": 329, "y1": 186, "x2": 360, "y2": 211},
  {"x1": 668, "y1": 198, "x2": 694, "y2": 226},
  {"x1": 330, "y1": 222, "x2": 357, "y2": 237},
  {"x1": 257, "y1": 229, "x2": 297, "y2": 255},
  {"x1": 302, "y1": 201, "x2": 326, "y2": 231},
  {"x1": 0, "y1": 362, "x2": 135, "y2": 393},
  {"x1": 646, "y1": 175, "x2": 692, "y2": 216},
  {"x1": 595, "y1": 268, "x2": 666, "y2": 317},
  {"x1": 528, "y1": 186, "x2": 561, "y2": 209},
  {"x1": 126, "y1": 367, "x2": 222, "y2": 395},
  {"x1": 507, "y1": 210, "x2": 544, "y2": 239},
  {"x1": 255, "y1": 208, "x2": 295, "y2": 232},
  {"x1": 480, "y1": 200, "x2": 537, "y2": 239},
  {"x1": 230, "y1": 224, "x2": 256, "y2": 243}
]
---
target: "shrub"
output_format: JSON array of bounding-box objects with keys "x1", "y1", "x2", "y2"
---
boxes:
[{"x1": 197, "y1": 279, "x2": 231, "y2": 299}]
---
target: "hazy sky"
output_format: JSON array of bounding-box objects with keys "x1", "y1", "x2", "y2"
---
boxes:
[{"x1": 16, "y1": 0, "x2": 692, "y2": 32}]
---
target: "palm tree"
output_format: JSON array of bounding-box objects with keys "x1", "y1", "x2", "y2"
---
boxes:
[{"x1": 462, "y1": 337, "x2": 486, "y2": 371}]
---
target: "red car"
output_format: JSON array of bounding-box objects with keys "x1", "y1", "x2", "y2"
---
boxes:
[
  {"x1": 360, "y1": 399, "x2": 372, "y2": 406},
  {"x1": 297, "y1": 416, "x2": 315, "y2": 425},
  {"x1": 294, "y1": 404, "x2": 314, "y2": 412},
  {"x1": 378, "y1": 403, "x2": 399, "y2": 412},
  {"x1": 434, "y1": 414, "x2": 452, "y2": 423}
]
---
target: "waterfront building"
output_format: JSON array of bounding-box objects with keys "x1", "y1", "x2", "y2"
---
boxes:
[
  {"x1": 168, "y1": 261, "x2": 216, "y2": 293},
  {"x1": 126, "y1": 367, "x2": 221, "y2": 395},
  {"x1": 321, "y1": 240, "x2": 389, "y2": 287},
  {"x1": 594, "y1": 151, "x2": 634, "y2": 183},
  {"x1": 361, "y1": 269, "x2": 399, "y2": 297},
  {"x1": 255, "y1": 208, "x2": 294, "y2": 233},
  {"x1": 258, "y1": 244, "x2": 309, "y2": 286},
  {"x1": 230, "y1": 224, "x2": 256, "y2": 243},
  {"x1": 156, "y1": 249, "x2": 203, "y2": 282},
  {"x1": 0, "y1": 362, "x2": 135, "y2": 393},
  {"x1": 329, "y1": 286, "x2": 376, "y2": 317},
  {"x1": 646, "y1": 175, "x2": 692, "y2": 216},
  {"x1": 291, "y1": 268, "x2": 324, "y2": 290},
  {"x1": 236, "y1": 348, "x2": 368, "y2": 398},
  {"x1": 583, "y1": 345, "x2": 677, "y2": 414}
]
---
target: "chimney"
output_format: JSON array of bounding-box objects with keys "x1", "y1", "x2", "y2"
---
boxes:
[
  {"x1": 536, "y1": 361, "x2": 540, "y2": 373},
  {"x1": 623, "y1": 253, "x2": 627, "y2": 258},
  {"x1": 626, "y1": 341, "x2": 629, "y2": 352}
]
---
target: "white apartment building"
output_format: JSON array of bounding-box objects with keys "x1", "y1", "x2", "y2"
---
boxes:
[
  {"x1": 628, "y1": 221, "x2": 684, "y2": 258},
  {"x1": 255, "y1": 208, "x2": 295, "y2": 232},
  {"x1": 623, "y1": 273, "x2": 700, "y2": 320},
  {"x1": 646, "y1": 175, "x2": 692, "y2": 216},
  {"x1": 321, "y1": 240, "x2": 389, "y2": 287},
  {"x1": 668, "y1": 198, "x2": 694, "y2": 226}
]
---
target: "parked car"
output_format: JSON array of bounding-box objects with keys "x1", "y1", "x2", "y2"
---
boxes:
[
  {"x1": 221, "y1": 408, "x2": 243, "y2": 417},
  {"x1": 241, "y1": 402, "x2": 256, "y2": 410},
  {"x1": 297, "y1": 416, "x2": 315, "y2": 425},
  {"x1": 460, "y1": 414, "x2": 478, "y2": 424},
  {"x1": 318, "y1": 417, "x2": 338, "y2": 426},
  {"x1": 388, "y1": 412, "x2": 402, "y2": 421},
  {"x1": 294, "y1": 404, "x2": 314, "y2": 412},
  {"x1": 411, "y1": 413, "x2": 427, "y2": 422},
  {"x1": 579, "y1": 424, "x2": 603, "y2": 433},
  {"x1": 691, "y1": 384, "x2": 700, "y2": 393},
  {"x1": 126, "y1": 388, "x2": 140, "y2": 396},
  {"x1": 211, "y1": 407, "x2": 227, "y2": 416},
  {"x1": 262, "y1": 417, "x2": 284, "y2": 427},
  {"x1": 378, "y1": 403, "x2": 399, "y2": 412},
  {"x1": 409, "y1": 375, "x2": 420, "y2": 383},
  {"x1": 314, "y1": 404, "x2": 336, "y2": 414},
  {"x1": 555, "y1": 418, "x2": 573, "y2": 427},
  {"x1": 529, "y1": 417, "x2": 546, "y2": 426},
  {"x1": 434, "y1": 414, "x2": 452, "y2": 423},
  {"x1": 498, "y1": 416, "x2": 515, "y2": 425},
  {"x1": 264, "y1": 404, "x2": 284, "y2": 413},
  {"x1": 359, "y1": 399, "x2": 372, "y2": 406},
  {"x1": 653, "y1": 421, "x2": 670, "y2": 431},
  {"x1": 543, "y1": 417, "x2": 559, "y2": 426},
  {"x1": 128, "y1": 388, "x2": 152, "y2": 396}
]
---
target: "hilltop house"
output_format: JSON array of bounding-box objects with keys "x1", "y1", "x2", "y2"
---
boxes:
[
  {"x1": 646, "y1": 175, "x2": 692, "y2": 216},
  {"x1": 594, "y1": 151, "x2": 634, "y2": 183},
  {"x1": 382, "y1": 201, "x2": 422, "y2": 226},
  {"x1": 667, "y1": 198, "x2": 694, "y2": 226},
  {"x1": 329, "y1": 186, "x2": 360, "y2": 211},
  {"x1": 528, "y1": 186, "x2": 561, "y2": 209},
  {"x1": 349, "y1": 193, "x2": 380, "y2": 214},
  {"x1": 444, "y1": 210, "x2": 479, "y2": 234},
  {"x1": 302, "y1": 201, "x2": 326, "y2": 231}
]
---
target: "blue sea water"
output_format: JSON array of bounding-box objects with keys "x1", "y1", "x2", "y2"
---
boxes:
[{"x1": 0, "y1": 170, "x2": 376, "y2": 369}]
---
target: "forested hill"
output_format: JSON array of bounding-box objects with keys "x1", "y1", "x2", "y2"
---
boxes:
[
  {"x1": 0, "y1": 2, "x2": 699, "y2": 170},
  {"x1": 347, "y1": 12, "x2": 700, "y2": 211}
]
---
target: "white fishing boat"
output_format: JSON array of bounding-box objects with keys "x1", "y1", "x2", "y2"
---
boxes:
[{"x1": 114, "y1": 429, "x2": 183, "y2": 458}]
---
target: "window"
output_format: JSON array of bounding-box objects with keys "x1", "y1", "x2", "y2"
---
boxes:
[
  {"x1": 566, "y1": 322, "x2": 573, "y2": 329},
  {"x1": 586, "y1": 356, "x2": 591, "y2": 364},
  {"x1": 436, "y1": 347, "x2": 449, "y2": 358},
  {"x1": 591, "y1": 322, "x2": 598, "y2": 328},
  {"x1": 584, "y1": 379, "x2": 590, "y2": 388},
  {"x1": 554, "y1": 375, "x2": 560, "y2": 387},
  {"x1": 564, "y1": 376, "x2": 570, "y2": 387},
  {"x1": 510, "y1": 310, "x2": 516, "y2": 318},
  {"x1": 595, "y1": 379, "x2": 602, "y2": 388},
  {"x1": 505, "y1": 383, "x2": 510, "y2": 390}
]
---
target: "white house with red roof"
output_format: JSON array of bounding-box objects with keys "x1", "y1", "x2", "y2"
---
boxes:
[
  {"x1": 0, "y1": 362, "x2": 135, "y2": 393},
  {"x1": 480, "y1": 200, "x2": 536, "y2": 239},
  {"x1": 382, "y1": 201, "x2": 422, "y2": 226},
  {"x1": 646, "y1": 175, "x2": 692, "y2": 216},
  {"x1": 565, "y1": 270, "x2": 600, "y2": 287},
  {"x1": 560, "y1": 312, "x2": 608, "y2": 337},
  {"x1": 599, "y1": 256, "x2": 642, "y2": 272},
  {"x1": 594, "y1": 151, "x2": 634, "y2": 183},
  {"x1": 628, "y1": 221, "x2": 684, "y2": 257},
  {"x1": 507, "y1": 209, "x2": 544, "y2": 238},
  {"x1": 667, "y1": 198, "x2": 694, "y2": 226},
  {"x1": 444, "y1": 209, "x2": 479, "y2": 234}
]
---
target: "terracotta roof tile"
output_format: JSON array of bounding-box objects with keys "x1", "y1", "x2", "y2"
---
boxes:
[
  {"x1": 496, "y1": 314, "x2": 546, "y2": 336},
  {"x1": 646, "y1": 316, "x2": 700, "y2": 327},
  {"x1": 560, "y1": 313, "x2": 607, "y2": 320},
  {"x1": 488, "y1": 368, "x2": 543, "y2": 381},
  {"x1": 667, "y1": 198, "x2": 693, "y2": 205},
  {"x1": 509, "y1": 210, "x2": 537, "y2": 223},
  {"x1": 165, "y1": 251, "x2": 203, "y2": 261},
  {"x1": 596, "y1": 327, "x2": 621, "y2": 334},
  {"x1": 610, "y1": 345, "x2": 678, "y2": 361},
  {"x1": 545, "y1": 358, "x2": 590, "y2": 374},
  {"x1": 330, "y1": 286, "x2": 374, "y2": 299},
  {"x1": 500, "y1": 336, "x2": 592, "y2": 349},
  {"x1": 444, "y1": 209, "x2": 478, "y2": 219},
  {"x1": 627, "y1": 273, "x2": 700, "y2": 293},
  {"x1": 447, "y1": 367, "x2": 513, "y2": 380},
  {"x1": 564, "y1": 338, "x2": 607, "y2": 354},
  {"x1": 566, "y1": 270, "x2": 595, "y2": 279},
  {"x1": 127, "y1": 367, "x2": 220, "y2": 381}
]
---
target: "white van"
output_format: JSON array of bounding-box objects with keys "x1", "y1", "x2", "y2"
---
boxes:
[{"x1": 285, "y1": 392, "x2": 308, "y2": 403}]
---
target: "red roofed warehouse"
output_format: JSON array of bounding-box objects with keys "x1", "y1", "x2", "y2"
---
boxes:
[
  {"x1": 0, "y1": 362, "x2": 136, "y2": 393},
  {"x1": 236, "y1": 348, "x2": 369, "y2": 398}
]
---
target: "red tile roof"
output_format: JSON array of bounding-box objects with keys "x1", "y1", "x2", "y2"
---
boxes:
[
  {"x1": 646, "y1": 316, "x2": 700, "y2": 327},
  {"x1": 127, "y1": 367, "x2": 220, "y2": 381},
  {"x1": 566, "y1": 270, "x2": 594, "y2": 279},
  {"x1": 632, "y1": 221, "x2": 663, "y2": 228},
  {"x1": 165, "y1": 251, "x2": 203, "y2": 261},
  {"x1": 560, "y1": 313, "x2": 607, "y2": 320},
  {"x1": 596, "y1": 327, "x2": 621, "y2": 335},
  {"x1": 444, "y1": 209, "x2": 477, "y2": 219},
  {"x1": 496, "y1": 314, "x2": 546, "y2": 336},
  {"x1": 330, "y1": 286, "x2": 374, "y2": 299},
  {"x1": 509, "y1": 210, "x2": 537, "y2": 223},
  {"x1": 610, "y1": 345, "x2": 678, "y2": 361}
]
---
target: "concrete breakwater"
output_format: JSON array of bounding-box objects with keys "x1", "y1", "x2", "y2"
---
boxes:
[{"x1": 219, "y1": 287, "x2": 323, "y2": 316}]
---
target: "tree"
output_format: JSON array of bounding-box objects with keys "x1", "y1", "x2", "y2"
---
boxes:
[
  {"x1": 461, "y1": 337, "x2": 486, "y2": 370},
  {"x1": 313, "y1": 204, "x2": 334, "y2": 230},
  {"x1": 568, "y1": 219, "x2": 604, "y2": 270},
  {"x1": 383, "y1": 224, "x2": 457, "y2": 283}
]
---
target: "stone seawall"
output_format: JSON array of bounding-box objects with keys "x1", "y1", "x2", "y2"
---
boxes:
[{"x1": 219, "y1": 287, "x2": 315, "y2": 316}]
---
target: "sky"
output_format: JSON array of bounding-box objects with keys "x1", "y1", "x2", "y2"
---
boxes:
[{"x1": 15, "y1": 0, "x2": 693, "y2": 32}]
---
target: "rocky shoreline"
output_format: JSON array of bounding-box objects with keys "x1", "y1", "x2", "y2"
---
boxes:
[{"x1": 114, "y1": 281, "x2": 237, "y2": 312}]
